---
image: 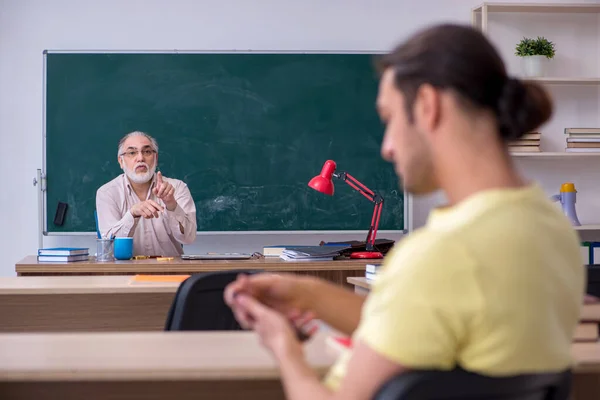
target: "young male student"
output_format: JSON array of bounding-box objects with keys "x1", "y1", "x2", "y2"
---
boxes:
[
  {"x1": 96, "y1": 131, "x2": 197, "y2": 256},
  {"x1": 224, "y1": 24, "x2": 585, "y2": 400}
]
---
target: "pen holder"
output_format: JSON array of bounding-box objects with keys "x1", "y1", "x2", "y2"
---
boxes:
[{"x1": 96, "y1": 238, "x2": 115, "y2": 262}]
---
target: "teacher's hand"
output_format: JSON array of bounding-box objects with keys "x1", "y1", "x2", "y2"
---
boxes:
[
  {"x1": 130, "y1": 199, "x2": 164, "y2": 219},
  {"x1": 153, "y1": 172, "x2": 177, "y2": 211}
]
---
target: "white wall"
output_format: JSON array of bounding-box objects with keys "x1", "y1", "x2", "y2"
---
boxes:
[{"x1": 1, "y1": 0, "x2": 599, "y2": 276}]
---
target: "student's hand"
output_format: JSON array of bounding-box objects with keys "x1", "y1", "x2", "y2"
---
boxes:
[
  {"x1": 130, "y1": 200, "x2": 164, "y2": 219},
  {"x1": 224, "y1": 273, "x2": 315, "y2": 321},
  {"x1": 153, "y1": 172, "x2": 177, "y2": 211},
  {"x1": 233, "y1": 293, "x2": 304, "y2": 361}
]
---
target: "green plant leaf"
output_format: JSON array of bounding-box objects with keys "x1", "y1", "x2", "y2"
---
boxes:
[{"x1": 515, "y1": 36, "x2": 555, "y2": 59}]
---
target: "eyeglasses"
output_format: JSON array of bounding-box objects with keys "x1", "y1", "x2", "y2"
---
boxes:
[{"x1": 120, "y1": 149, "x2": 157, "y2": 159}]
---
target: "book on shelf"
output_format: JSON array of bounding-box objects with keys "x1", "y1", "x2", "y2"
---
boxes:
[
  {"x1": 508, "y1": 139, "x2": 540, "y2": 146},
  {"x1": 564, "y1": 128, "x2": 600, "y2": 135},
  {"x1": 37, "y1": 247, "x2": 89, "y2": 256},
  {"x1": 520, "y1": 132, "x2": 541, "y2": 140},
  {"x1": 567, "y1": 137, "x2": 600, "y2": 143},
  {"x1": 509, "y1": 131, "x2": 541, "y2": 149},
  {"x1": 509, "y1": 146, "x2": 540, "y2": 152},
  {"x1": 37, "y1": 254, "x2": 90, "y2": 262},
  {"x1": 567, "y1": 142, "x2": 600, "y2": 148}
]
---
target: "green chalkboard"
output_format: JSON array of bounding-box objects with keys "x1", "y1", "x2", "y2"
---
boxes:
[{"x1": 44, "y1": 52, "x2": 404, "y2": 233}]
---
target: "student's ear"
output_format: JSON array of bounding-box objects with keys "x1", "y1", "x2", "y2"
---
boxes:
[{"x1": 414, "y1": 83, "x2": 442, "y2": 135}]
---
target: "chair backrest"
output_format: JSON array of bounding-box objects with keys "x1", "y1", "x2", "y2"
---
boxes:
[
  {"x1": 164, "y1": 270, "x2": 262, "y2": 331},
  {"x1": 373, "y1": 367, "x2": 571, "y2": 400}
]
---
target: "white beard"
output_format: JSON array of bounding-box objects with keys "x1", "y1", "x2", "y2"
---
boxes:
[{"x1": 123, "y1": 161, "x2": 156, "y2": 184}]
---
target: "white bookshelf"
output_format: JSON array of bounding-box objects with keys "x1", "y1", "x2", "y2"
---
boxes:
[
  {"x1": 511, "y1": 152, "x2": 600, "y2": 159},
  {"x1": 523, "y1": 77, "x2": 600, "y2": 85},
  {"x1": 575, "y1": 225, "x2": 600, "y2": 231},
  {"x1": 472, "y1": 3, "x2": 600, "y2": 32}
]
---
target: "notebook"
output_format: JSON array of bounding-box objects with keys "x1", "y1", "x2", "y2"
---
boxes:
[{"x1": 38, "y1": 247, "x2": 89, "y2": 256}]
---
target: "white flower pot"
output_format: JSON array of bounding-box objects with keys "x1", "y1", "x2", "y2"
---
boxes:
[{"x1": 522, "y1": 55, "x2": 547, "y2": 77}]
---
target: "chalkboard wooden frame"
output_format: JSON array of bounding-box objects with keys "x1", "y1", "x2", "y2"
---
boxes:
[{"x1": 41, "y1": 50, "x2": 409, "y2": 236}]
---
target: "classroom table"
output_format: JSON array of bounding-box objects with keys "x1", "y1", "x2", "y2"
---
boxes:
[
  {"x1": 0, "y1": 330, "x2": 337, "y2": 400},
  {"x1": 0, "y1": 330, "x2": 598, "y2": 400},
  {"x1": 16, "y1": 256, "x2": 366, "y2": 285},
  {"x1": 0, "y1": 275, "x2": 180, "y2": 332}
]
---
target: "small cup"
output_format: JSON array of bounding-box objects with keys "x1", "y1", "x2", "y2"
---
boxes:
[
  {"x1": 114, "y1": 237, "x2": 134, "y2": 260},
  {"x1": 96, "y1": 238, "x2": 115, "y2": 262}
]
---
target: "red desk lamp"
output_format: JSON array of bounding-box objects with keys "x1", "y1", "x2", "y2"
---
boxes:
[{"x1": 308, "y1": 160, "x2": 384, "y2": 259}]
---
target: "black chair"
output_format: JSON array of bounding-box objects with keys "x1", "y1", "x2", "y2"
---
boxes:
[
  {"x1": 164, "y1": 270, "x2": 262, "y2": 331},
  {"x1": 373, "y1": 367, "x2": 571, "y2": 400}
]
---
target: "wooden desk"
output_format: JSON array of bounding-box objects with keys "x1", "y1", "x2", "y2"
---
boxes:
[
  {"x1": 16, "y1": 256, "x2": 366, "y2": 286},
  {"x1": 0, "y1": 276, "x2": 178, "y2": 332},
  {"x1": 0, "y1": 330, "x2": 337, "y2": 400},
  {"x1": 0, "y1": 330, "x2": 597, "y2": 400},
  {"x1": 347, "y1": 276, "x2": 370, "y2": 295}
]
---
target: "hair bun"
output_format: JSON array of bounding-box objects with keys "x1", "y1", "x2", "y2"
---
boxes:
[{"x1": 497, "y1": 77, "x2": 553, "y2": 141}]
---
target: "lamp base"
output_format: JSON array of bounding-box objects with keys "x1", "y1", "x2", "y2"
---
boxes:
[{"x1": 350, "y1": 251, "x2": 384, "y2": 259}]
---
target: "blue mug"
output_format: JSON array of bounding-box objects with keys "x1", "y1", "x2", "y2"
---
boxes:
[{"x1": 114, "y1": 237, "x2": 134, "y2": 260}]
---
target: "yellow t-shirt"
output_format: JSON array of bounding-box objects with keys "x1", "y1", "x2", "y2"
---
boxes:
[{"x1": 324, "y1": 184, "x2": 585, "y2": 390}]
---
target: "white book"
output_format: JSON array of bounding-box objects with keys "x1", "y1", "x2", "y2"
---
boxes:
[
  {"x1": 38, "y1": 247, "x2": 89, "y2": 256},
  {"x1": 564, "y1": 128, "x2": 600, "y2": 135},
  {"x1": 567, "y1": 137, "x2": 600, "y2": 143},
  {"x1": 365, "y1": 271, "x2": 378, "y2": 281},
  {"x1": 365, "y1": 263, "x2": 382, "y2": 274},
  {"x1": 279, "y1": 254, "x2": 333, "y2": 262},
  {"x1": 37, "y1": 254, "x2": 90, "y2": 262}
]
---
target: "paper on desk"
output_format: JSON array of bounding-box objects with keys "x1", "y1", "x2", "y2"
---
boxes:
[{"x1": 129, "y1": 275, "x2": 190, "y2": 284}]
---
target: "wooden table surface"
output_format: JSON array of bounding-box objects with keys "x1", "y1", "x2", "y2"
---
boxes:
[
  {"x1": 0, "y1": 275, "x2": 180, "y2": 294},
  {"x1": 16, "y1": 256, "x2": 367, "y2": 286},
  {"x1": 0, "y1": 275, "x2": 181, "y2": 333},
  {"x1": 346, "y1": 276, "x2": 370, "y2": 289},
  {"x1": 0, "y1": 330, "x2": 337, "y2": 400},
  {"x1": 0, "y1": 330, "x2": 336, "y2": 381},
  {"x1": 0, "y1": 330, "x2": 597, "y2": 400}
]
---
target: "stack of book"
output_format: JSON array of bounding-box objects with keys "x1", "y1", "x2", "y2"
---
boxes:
[
  {"x1": 508, "y1": 132, "x2": 541, "y2": 152},
  {"x1": 263, "y1": 245, "x2": 311, "y2": 258},
  {"x1": 37, "y1": 247, "x2": 89, "y2": 262},
  {"x1": 565, "y1": 128, "x2": 600, "y2": 153},
  {"x1": 279, "y1": 245, "x2": 349, "y2": 262},
  {"x1": 365, "y1": 263, "x2": 382, "y2": 282}
]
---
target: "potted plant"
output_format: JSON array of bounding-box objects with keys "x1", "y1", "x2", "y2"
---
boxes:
[{"x1": 515, "y1": 36, "x2": 556, "y2": 77}]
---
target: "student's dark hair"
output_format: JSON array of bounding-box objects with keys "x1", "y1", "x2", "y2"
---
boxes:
[{"x1": 377, "y1": 24, "x2": 553, "y2": 141}]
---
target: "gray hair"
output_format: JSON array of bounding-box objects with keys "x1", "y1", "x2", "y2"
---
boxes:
[{"x1": 117, "y1": 131, "x2": 159, "y2": 157}]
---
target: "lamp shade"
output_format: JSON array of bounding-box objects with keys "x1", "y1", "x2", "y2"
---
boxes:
[{"x1": 308, "y1": 160, "x2": 336, "y2": 196}]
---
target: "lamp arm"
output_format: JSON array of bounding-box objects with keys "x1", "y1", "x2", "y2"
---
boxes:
[
  {"x1": 335, "y1": 171, "x2": 384, "y2": 251},
  {"x1": 335, "y1": 172, "x2": 376, "y2": 202}
]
